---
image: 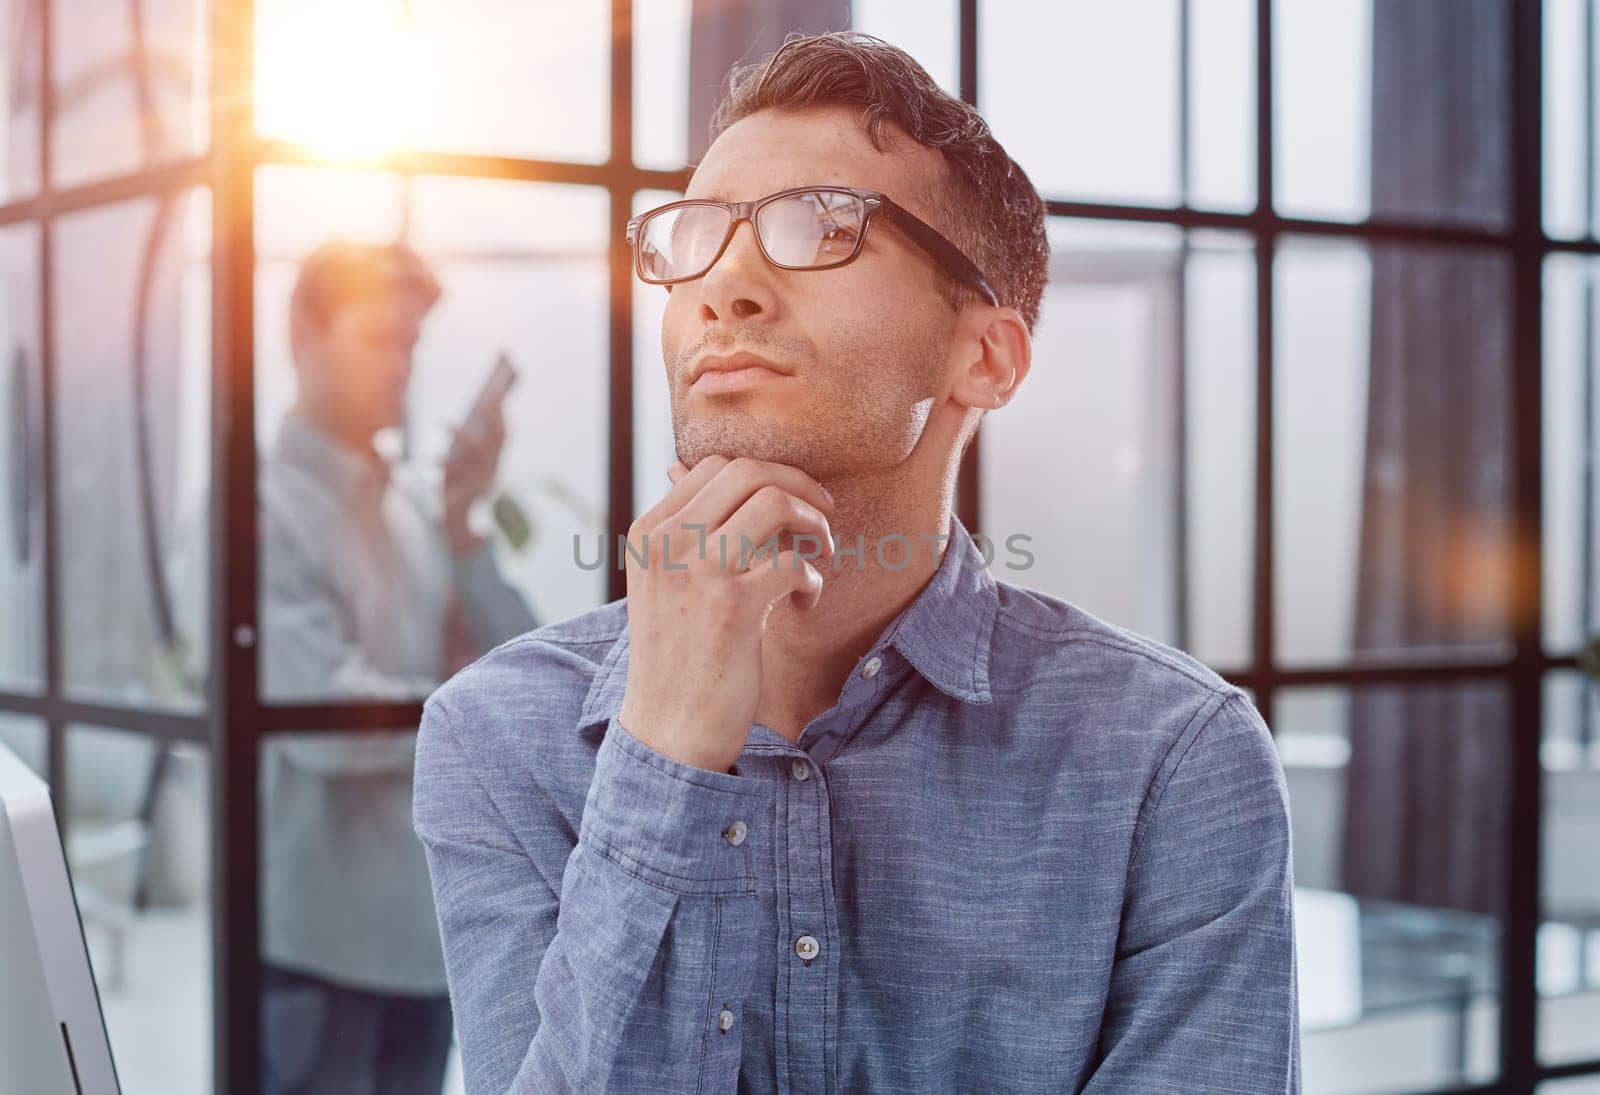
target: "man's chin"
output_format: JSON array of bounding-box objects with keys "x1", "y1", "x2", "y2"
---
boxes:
[{"x1": 675, "y1": 434, "x2": 822, "y2": 477}]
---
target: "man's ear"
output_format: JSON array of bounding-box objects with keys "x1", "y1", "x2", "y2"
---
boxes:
[{"x1": 947, "y1": 305, "x2": 1031, "y2": 412}]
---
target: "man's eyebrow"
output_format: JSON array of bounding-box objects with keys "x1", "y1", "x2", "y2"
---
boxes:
[{"x1": 690, "y1": 184, "x2": 843, "y2": 203}]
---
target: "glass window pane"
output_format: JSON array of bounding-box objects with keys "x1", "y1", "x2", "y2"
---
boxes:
[
  {"x1": 413, "y1": 0, "x2": 608, "y2": 162},
  {"x1": 1543, "y1": 0, "x2": 1600, "y2": 240},
  {"x1": 49, "y1": 0, "x2": 208, "y2": 189},
  {"x1": 255, "y1": 168, "x2": 600, "y2": 703},
  {"x1": 255, "y1": 0, "x2": 608, "y2": 163},
  {"x1": 1541, "y1": 671, "x2": 1600, "y2": 1065},
  {"x1": 53, "y1": 190, "x2": 211, "y2": 710},
  {"x1": 1544, "y1": 0, "x2": 1589, "y2": 239},
  {"x1": 0, "y1": 221, "x2": 41, "y2": 691},
  {"x1": 980, "y1": 0, "x2": 1255, "y2": 210},
  {"x1": 632, "y1": 0, "x2": 691, "y2": 171},
  {"x1": 1544, "y1": 254, "x2": 1600, "y2": 655},
  {"x1": 1271, "y1": 1, "x2": 1370, "y2": 223},
  {"x1": 1185, "y1": 230, "x2": 1257, "y2": 667},
  {"x1": 258, "y1": 731, "x2": 452, "y2": 1091},
  {"x1": 1276, "y1": 682, "x2": 1507, "y2": 1092},
  {"x1": 1, "y1": 0, "x2": 42, "y2": 202},
  {"x1": 980, "y1": 219, "x2": 1255, "y2": 668},
  {"x1": 853, "y1": 0, "x2": 957, "y2": 95},
  {"x1": 1273, "y1": 238, "x2": 1513, "y2": 666},
  {"x1": 406, "y1": 175, "x2": 609, "y2": 621},
  {"x1": 65, "y1": 724, "x2": 210, "y2": 1095},
  {"x1": 0, "y1": 711, "x2": 44, "y2": 774},
  {"x1": 1273, "y1": 0, "x2": 1509, "y2": 228},
  {"x1": 982, "y1": 219, "x2": 1181, "y2": 641},
  {"x1": 1186, "y1": 0, "x2": 1256, "y2": 212},
  {"x1": 633, "y1": 0, "x2": 956, "y2": 172},
  {"x1": 1541, "y1": 1078, "x2": 1600, "y2": 1094},
  {"x1": 981, "y1": 0, "x2": 1179, "y2": 206},
  {"x1": 252, "y1": 0, "x2": 412, "y2": 159}
]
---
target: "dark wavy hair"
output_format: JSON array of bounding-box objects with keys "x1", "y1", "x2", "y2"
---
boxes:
[{"x1": 709, "y1": 31, "x2": 1049, "y2": 333}]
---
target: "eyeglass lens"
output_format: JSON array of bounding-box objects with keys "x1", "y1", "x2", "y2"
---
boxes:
[{"x1": 639, "y1": 190, "x2": 868, "y2": 282}]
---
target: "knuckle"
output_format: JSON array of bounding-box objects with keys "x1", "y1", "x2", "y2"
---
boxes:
[{"x1": 753, "y1": 483, "x2": 787, "y2": 512}]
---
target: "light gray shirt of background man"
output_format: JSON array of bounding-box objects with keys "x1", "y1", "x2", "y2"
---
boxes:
[{"x1": 258, "y1": 406, "x2": 537, "y2": 993}]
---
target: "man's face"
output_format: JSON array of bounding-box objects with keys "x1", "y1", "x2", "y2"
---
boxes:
[
  {"x1": 294, "y1": 291, "x2": 427, "y2": 439},
  {"x1": 662, "y1": 105, "x2": 967, "y2": 481}
]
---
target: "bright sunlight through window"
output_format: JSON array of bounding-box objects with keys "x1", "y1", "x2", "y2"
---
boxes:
[{"x1": 253, "y1": 0, "x2": 431, "y2": 159}]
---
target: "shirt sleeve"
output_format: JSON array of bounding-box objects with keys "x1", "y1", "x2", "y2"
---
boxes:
[
  {"x1": 450, "y1": 541, "x2": 539, "y2": 653},
  {"x1": 413, "y1": 698, "x2": 764, "y2": 1094},
  {"x1": 1080, "y1": 689, "x2": 1302, "y2": 1094}
]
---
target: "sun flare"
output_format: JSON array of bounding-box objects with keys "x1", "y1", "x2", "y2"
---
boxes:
[{"x1": 253, "y1": 0, "x2": 429, "y2": 160}]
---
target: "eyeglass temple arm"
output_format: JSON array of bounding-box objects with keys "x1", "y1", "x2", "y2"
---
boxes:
[{"x1": 876, "y1": 199, "x2": 1001, "y2": 308}]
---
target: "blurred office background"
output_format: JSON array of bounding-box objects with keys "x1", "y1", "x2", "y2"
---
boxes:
[{"x1": 0, "y1": 0, "x2": 1597, "y2": 1092}]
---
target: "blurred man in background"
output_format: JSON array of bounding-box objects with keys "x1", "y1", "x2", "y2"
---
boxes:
[{"x1": 258, "y1": 240, "x2": 537, "y2": 1094}]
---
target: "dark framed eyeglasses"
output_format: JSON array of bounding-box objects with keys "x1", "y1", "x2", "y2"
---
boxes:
[{"x1": 625, "y1": 185, "x2": 999, "y2": 307}]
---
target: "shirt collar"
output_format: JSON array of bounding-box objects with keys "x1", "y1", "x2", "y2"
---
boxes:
[
  {"x1": 577, "y1": 511, "x2": 998, "y2": 735},
  {"x1": 273, "y1": 409, "x2": 391, "y2": 502}
]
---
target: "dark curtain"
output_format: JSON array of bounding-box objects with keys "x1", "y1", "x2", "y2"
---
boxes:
[
  {"x1": 1339, "y1": 0, "x2": 1513, "y2": 918},
  {"x1": 687, "y1": 0, "x2": 851, "y2": 163}
]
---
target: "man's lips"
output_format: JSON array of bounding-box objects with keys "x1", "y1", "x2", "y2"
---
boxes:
[
  {"x1": 688, "y1": 351, "x2": 792, "y2": 394},
  {"x1": 689, "y1": 351, "x2": 790, "y2": 382}
]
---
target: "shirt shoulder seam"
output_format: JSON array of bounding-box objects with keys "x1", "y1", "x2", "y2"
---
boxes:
[
  {"x1": 441, "y1": 623, "x2": 624, "y2": 684},
  {"x1": 502, "y1": 625, "x2": 627, "y2": 653},
  {"x1": 994, "y1": 606, "x2": 1223, "y2": 692},
  {"x1": 1125, "y1": 687, "x2": 1242, "y2": 868}
]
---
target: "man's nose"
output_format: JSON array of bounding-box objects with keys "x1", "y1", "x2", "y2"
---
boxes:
[{"x1": 697, "y1": 218, "x2": 775, "y2": 323}]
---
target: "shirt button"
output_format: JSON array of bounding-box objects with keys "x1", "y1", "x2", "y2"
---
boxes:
[
  {"x1": 790, "y1": 757, "x2": 810, "y2": 781},
  {"x1": 722, "y1": 820, "x2": 747, "y2": 846},
  {"x1": 717, "y1": 1008, "x2": 735, "y2": 1033},
  {"x1": 860, "y1": 656, "x2": 882, "y2": 680},
  {"x1": 795, "y1": 934, "x2": 820, "y2": 961}
]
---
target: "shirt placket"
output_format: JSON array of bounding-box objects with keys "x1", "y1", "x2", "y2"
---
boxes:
[
  {"x1": 771, "y1": 650, "x2": 889, "y2": 1095},
  {"x1": 773, "y1": 743, "x2": 836, "y2": 1095}
]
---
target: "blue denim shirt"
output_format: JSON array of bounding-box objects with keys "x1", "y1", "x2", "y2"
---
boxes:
[{"x1": 413, "y1": 515, "x2": 1300, "y2": 1094}]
